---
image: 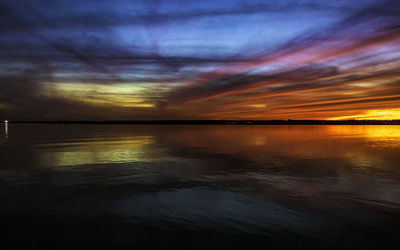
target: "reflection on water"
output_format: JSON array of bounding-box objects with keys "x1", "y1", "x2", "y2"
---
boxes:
[
  {"x1": 3, "y1": 120, "x2": 7, "y2": 139},
  {"x1": 38, "y1": 136, "x2": 155, "y2": 167},
  {"x1": 0, "y1": 125, "x2": 400, "y2": 248},
  {"x1": 328, "y1": 125, "x2": 400, "y2": 140}
]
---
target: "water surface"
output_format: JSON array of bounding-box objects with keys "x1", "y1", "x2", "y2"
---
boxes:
[{"x1": 1, "y1": 125, "x2": 399, "y2": 248}]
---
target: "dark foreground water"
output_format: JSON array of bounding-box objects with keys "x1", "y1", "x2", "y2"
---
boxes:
[{"x1": 0, "y1": 124, "x2": 399, "y2": 249}]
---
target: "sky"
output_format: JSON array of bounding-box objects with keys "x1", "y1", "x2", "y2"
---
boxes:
[{"x1": 0, "y1": 0, "x2": 399, "y2": 120}]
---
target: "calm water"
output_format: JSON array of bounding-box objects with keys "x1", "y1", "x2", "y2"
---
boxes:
[{"x1": 1, "y1": 124, "x2": 400, "y2": 248}]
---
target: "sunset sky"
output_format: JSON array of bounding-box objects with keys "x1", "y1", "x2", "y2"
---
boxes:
[{"x1": 1, "y1": 0, "x2": 399, "y2": 120}]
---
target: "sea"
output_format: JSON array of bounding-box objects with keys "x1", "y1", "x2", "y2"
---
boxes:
[{"x1": 1, "y1": 124, "x2": 399, "y2": 248}]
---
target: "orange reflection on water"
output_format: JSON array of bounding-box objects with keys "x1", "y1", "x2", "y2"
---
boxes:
[
  {"x1": 5, "y1": 124, "x2": 400, "y2": 172},
  {"x1": 327, "y1": 125, "x2": 400, "y2": 141},
  {"x1": 150, "y1": 125, "x2": 400, "y2": 173}
]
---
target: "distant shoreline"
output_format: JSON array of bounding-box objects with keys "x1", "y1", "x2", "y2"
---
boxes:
[{"x1": 5, "y1": 120, "x2": 400, "y2": 125}]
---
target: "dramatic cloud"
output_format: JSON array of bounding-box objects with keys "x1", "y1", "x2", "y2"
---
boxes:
[{"x1": 0, "y1": 0, "x2": 399, "y2": 120}]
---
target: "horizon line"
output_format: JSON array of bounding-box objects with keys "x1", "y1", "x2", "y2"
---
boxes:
[{"x1": 3, "y1": 119, "x2": 400, "y2": 125}]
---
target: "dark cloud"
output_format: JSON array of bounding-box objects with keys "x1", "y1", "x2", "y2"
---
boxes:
[
  {"x1": 0, "y1": 0, "x2": 357, "y2": 33},
  {"x1": 0, "y1": 0, "x2": 399, "y2": 120},
  {"x1": 162, "y1": 0, "x2": 400, "y2": 116}
]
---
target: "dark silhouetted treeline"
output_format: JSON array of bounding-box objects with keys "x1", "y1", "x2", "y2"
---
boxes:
[{"x1": 8, "y1": 120, "x2": 400, "y2": 125}]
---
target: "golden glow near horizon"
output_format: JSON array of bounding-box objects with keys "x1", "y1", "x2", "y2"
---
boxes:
[
  {"x1": 41, "y1": 82, "x2": 156, "y2": 108},
  {"x1": 329, "y1": 109, "x2": 400, "y2": 120}
]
